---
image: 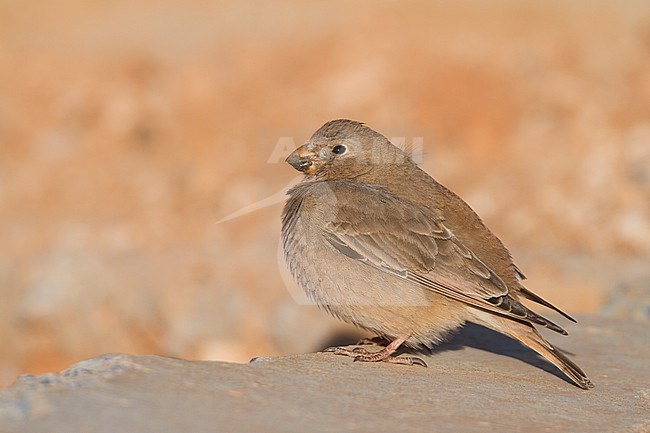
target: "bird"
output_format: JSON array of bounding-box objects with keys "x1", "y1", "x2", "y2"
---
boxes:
[{"x1": 281, "y1": 119, "x2": 593, "y2": 389}]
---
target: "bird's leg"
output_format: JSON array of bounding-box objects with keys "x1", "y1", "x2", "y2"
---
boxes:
[{"x1": 324, "y1": 336, "x2": 427, "y2": 367}]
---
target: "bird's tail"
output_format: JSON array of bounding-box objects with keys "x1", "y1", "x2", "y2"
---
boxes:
[{"x1": 501, "y1": 321, "x2": 594, "y2": 390}]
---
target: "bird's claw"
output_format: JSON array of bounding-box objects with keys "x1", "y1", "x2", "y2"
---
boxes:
[{"x1": 406, "y1": 357, "x2": 428, "y2": 367}]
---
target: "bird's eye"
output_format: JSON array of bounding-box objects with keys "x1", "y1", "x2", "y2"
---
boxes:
[{"x1": 331, "y1": 145, "x2": 347, "y2": 155}]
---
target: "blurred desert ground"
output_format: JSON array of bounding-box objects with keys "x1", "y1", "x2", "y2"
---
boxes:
[{"x1": 1, "y1": 0, "x2": 649, "y2": 387}]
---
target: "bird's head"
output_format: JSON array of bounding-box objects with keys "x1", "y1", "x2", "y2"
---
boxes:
[{"x1": 286, "y1": 119, "x2": 413, "y2": 180}]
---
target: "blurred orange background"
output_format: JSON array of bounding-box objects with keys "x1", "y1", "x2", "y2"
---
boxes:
[{"x1": 1, "y1": 0, "x2": 649, "y2": 388}]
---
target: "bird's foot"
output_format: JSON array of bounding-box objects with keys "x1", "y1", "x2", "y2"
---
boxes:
[
  {"x1": 376, "y1": 355, "x2": 427, "y2": 367},
  {"x1": 351, "y1": 348, "x2": 428, "y2": 367},
  {"x1": 324, "y1": 346, "x2": 370, "y2": 356},
  {"x1": 324, "y1": 344, "x2": 427, "y2": 367}
]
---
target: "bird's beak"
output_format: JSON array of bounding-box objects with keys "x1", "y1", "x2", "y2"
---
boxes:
[{"x1": 286, "y1": 144, "x2": 317, "y2": 174}]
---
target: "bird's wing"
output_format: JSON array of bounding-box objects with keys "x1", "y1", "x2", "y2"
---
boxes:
[{"x1": 322, "y1": 181, "x2": 566, "y2": 334}]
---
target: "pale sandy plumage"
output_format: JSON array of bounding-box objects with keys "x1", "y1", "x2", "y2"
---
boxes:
[{"x1": 282, "y1": 119, "x2": 593, "y2": 389}]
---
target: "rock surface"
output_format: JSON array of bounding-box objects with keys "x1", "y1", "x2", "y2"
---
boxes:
[{"x1": 1, "y1": 317, "x2": 648, "y2": 433}]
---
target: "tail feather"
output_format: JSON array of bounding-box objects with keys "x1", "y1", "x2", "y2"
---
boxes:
[
  {"x1": 494, "y1": 295, "x2": 568, "y2": 335},
  {"x1": 503, "y1": 323, "x2": 594, "y2": 390},
  {"x1": 517, "y1": 286, "x2": 577, "y2": 323}
]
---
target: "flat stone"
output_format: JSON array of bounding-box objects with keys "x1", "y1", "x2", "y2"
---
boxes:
[{"x1": 1, "y1": 317, "x2": 648, "y2": 433}]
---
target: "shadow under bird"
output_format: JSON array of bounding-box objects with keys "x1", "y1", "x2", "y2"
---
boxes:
[{"x1": 281, "y1": 119, "x2": 593, "y2": 389}]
